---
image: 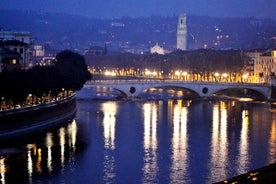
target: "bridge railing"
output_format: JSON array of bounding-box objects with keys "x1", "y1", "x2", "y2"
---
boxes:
[{"x1": 85, "y1": 79, "x2": 269, "y2": 87}]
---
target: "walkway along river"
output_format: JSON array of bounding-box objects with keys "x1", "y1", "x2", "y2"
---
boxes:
[{"x1": 0, "y1": 94, "x2": 76, "y2": 138}]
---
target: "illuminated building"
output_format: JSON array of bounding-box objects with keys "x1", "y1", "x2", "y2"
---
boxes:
[
  {"x1": 177, "y1": 14, "x2": 187, "y2": 50},
  {"x1": 150, "y1": 43, "x2": 165, "y2": 55},
  {"x1": 33, "y1": 45, "x2": 45, "y2": 57},
  {"x1": 246, "y1": 50, "x2": 276, "y2": 83}
]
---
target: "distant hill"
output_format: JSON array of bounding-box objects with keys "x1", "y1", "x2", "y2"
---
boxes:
[{"x1": 0, "y1": 9, "x2": 275, "y2": 52}]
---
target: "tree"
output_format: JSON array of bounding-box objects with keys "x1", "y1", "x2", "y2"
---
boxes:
[{"x1": 55, "y1": 50, "x2": 91, "y2": 91}]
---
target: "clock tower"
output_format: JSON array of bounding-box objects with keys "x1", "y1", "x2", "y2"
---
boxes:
[{"x1": 177, "y1": 14, "x2": 187, "y2": 50}]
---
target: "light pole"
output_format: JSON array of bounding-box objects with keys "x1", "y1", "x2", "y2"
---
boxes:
[{"x1": 214, "y1": 72, "x2": 220, "y2": 82}]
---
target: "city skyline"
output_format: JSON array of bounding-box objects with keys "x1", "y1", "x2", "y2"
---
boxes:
[{"x1": 0, "y1": 0, "x2": 275, "y2": 19}]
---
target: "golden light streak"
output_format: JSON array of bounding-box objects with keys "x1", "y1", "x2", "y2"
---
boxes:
[
  {"x1": 142, "y1": 102, "x2": 158, "y2": 183},
  {"x1": 102, "y1": 102, "x2": 117, "y2": 150},
  {"x1": 102, "y1": 102, "x2": 117, "y2": 183},
  {"x1": 209, "y1": 102, "x2": 228, "y2": 181},
  {"x1": 238, "y1": 110, "x2": 249, "y2": 173},
  {"x1": 36, "y1": 148, "x2": 42, "y2": 173},
  {"x1": 0, "y1": 158, "x2": 6, "y2": 184},
  {"x1": 68, "y1": 120, "x2": 78, "y2": 154},
  {"x1": 26, "y1": 144, "x2": 36, "y2": 183},
  {"x1": 269, "y1": 116, "x2": 276, "y2": 163},
  {"x1": 46, "y1": 133, "x2": 53, "y2": 173},
  {"x1": 59, "y1": 127, "x2": 66, "y2": 170},
  {"x1": 170, "y1": 100, "x2": 189, "y2": 183}
]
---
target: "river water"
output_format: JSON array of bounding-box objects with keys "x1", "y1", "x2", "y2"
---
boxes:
[{"x1": 0, "y1": 88, "x2": 276, "y2": 183}]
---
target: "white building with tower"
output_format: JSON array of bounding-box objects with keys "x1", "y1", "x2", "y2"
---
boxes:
[
  {"x1": 177, "y1": 14, "x2": 187, "y2": 50},
  {"x1": 150, "y1": 43, "x2": 165, "y2": 55}
]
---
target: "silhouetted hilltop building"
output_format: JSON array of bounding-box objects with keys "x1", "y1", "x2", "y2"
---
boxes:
[
  {"x1": 0, "y1": 47, "x2": 21, "y2": 71},
  {"x1": 0, "y1": 40, "x2": 29, "y2": 70},
  {"x1": 0, "y1": 29, "x2": 31, "y2": 69},
  {"x1": 85, "y1": 45, "x2": 107, "y2": 56}
]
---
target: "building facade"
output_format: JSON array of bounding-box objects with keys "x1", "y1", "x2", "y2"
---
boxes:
[
  {"x1": 0, "y1": 30, "x2": 31, "y2": 69},
  {"x1": 150, "y1": 43, "x2": 165, "y2": 55},
  {"x1": 177, "y1": 14, "x2": 187, "y2": 50},
  {"x1": 246, "y1": 50, "x2": 276, "y2": 83},
  {"x1": 0, "y1": 47, "x2": 21, "y2": 71}
]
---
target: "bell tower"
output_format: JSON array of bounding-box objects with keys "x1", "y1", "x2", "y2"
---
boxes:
[{"x1": 177, "y1": 14, "x2": 187, "y2": 50}]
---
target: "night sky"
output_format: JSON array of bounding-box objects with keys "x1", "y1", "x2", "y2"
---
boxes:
[{"x1": 0, "y1": 0, "x2": 275, "y2": 19}]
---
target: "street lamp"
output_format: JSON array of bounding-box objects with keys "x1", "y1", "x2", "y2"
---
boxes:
[
  {"x1": 214, "y1": 72, "x2": 220, "y2": 82},
  {"x1": 175, "y1": 71, "x2": 181, "y2": 79},
  {"x1": 242, "y1": 74, "x2": 248, "y2": 83},
  {"x1": 182, "y1": 71, "x2": 188, "y2": 80},
  {"x1": 222, "y1": 73, "x2": 228, "y2": 82},
  {"x1": 145, "y1": 70, "x2": 151, "y2": 77},
  {"x1": 152, "y1": 71, "x2": 157, "y2": 77}
]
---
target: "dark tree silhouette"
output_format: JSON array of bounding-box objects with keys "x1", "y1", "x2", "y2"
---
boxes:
[
  {"x1": 0, "y1": 69, "x2": 29, "y2": 105},
  {"x1": 55, "y1": 50, "x2": 91, "y2": 91},
  {"x1": 0, "y1": 50, "x2": 91, "y2": 106}
]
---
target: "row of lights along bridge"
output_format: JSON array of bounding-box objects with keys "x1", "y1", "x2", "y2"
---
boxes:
[{"x1": 90, "y1": 67, "x2": 254, "y2": 83}]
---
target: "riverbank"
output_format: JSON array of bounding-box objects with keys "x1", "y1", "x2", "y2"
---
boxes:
[
  {"x1": 214, "y1": 163, "x2": 276, "y2": 183},
  {"x1": 0, "y1": 94, "x2": 76, "y2": 138}
]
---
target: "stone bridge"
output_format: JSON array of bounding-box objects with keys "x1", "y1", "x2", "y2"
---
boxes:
[{"x1": 84, "y1": 79, "x2": 272, "y2": 99}]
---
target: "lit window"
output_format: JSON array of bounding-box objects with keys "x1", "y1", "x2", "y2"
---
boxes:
[{"x1": 12, "y1": 59, "x2": 16, "y2": 64}]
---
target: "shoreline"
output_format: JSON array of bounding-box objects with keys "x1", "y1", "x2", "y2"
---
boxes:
[
  {"x1": 0, "y1": 94, "x2": 77, "y2": 138},
  {"x1": 214, "y1": 162, "x2": 276, "y2": 183}
]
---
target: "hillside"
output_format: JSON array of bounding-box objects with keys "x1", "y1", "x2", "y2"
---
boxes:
[{"x1": 0, "y1": 9, "x2": 275, "y2": 52}]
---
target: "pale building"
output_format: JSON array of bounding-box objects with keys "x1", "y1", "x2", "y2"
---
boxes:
[
  {"x1": 150, "y1": 43, "x2": 165, "y2": 55},
  {"x1": 33, "y1": 45, "x2": 45, "y2": 57},
  {"x1": 177, "y1": 14, "x2": 187, "y2": 50},
  {"x1": 246, "y1": 50, "x2": 276, "y2": 83}
]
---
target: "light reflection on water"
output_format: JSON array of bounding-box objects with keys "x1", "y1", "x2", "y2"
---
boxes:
[
  {"x1": 270, "y1": 114, "x2": 276, "y2": 163},
  {"x1": 46, "y1": 132, "x2": 53, "y2": 174},
  {"x1": 59, "y1": 127, "x2": 66, "y2": 171},
  {"x1": 142, "y1": 102, "x2": 158, "y2": 183},
  {"x1": 102, "y1": 102, "x2": 117, "y2": 150},
  {"x1": 102, "y1": 102, "x2": 117, "y2": 183},
  {"x1": 0, "y1": 119, "x2": 78, "y2": 184},
  {"x1": 170, "y1": 100, "x2": 189, "y2": 183},
  {"x1": 208, "y1": 102, "x2": 228, "y2": 182},
  {"x1": 0, "y1": 99, "x2": 276, "y2": 183},
  {"x1": 0, "y1": 158, "x2": 5, "y2": 184},
  {"x1": 238, "y1": 109, "x2": 249, "y2": 174}
]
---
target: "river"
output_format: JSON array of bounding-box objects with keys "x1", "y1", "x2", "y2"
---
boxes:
[{"x1": 0, "y1": 88, "x2": 276, "y2": 183}]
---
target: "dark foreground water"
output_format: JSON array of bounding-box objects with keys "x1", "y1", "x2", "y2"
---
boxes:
[{"x1": 1, "y1": 98, "x2": 276, "y2": 183}]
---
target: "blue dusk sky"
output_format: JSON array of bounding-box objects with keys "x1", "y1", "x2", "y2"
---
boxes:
[{"x1": 0, "y1": 0, "x2": 275, "y2": 19}]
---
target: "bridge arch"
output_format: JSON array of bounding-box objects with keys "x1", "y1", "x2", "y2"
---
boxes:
[
  {"x1": 211, "y1": 87, "x2": 267, "y2": 99},
  {"x1": 141, "y1": 85, "x2": 201, "y2": 98},
  {"x1": 84, "y1": 80, "x2": 271, "y2": 99}
]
